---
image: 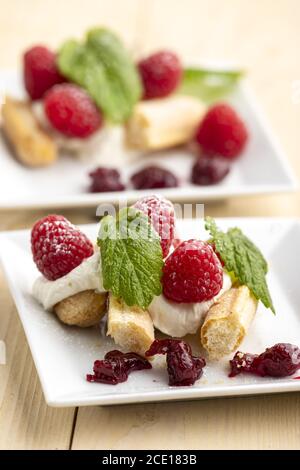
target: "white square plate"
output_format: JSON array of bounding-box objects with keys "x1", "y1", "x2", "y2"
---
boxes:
[
  {"x1": 0, "y1": 70, "x2": 297, "y2": 209},
  {"x1": 0, "y1": 217, "x2": 300, "y2": 407}
]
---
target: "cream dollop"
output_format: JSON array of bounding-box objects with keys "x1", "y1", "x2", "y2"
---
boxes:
[
  {"x1": 32, "y1": 252, "x2": 106, "y2": 310},
  {"x1": 148, "y1": 272, "x2": 232, "y2": 337}
]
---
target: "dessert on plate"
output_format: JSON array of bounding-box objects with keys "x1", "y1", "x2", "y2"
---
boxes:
[
  {"x1": 30, "y1": 195, "x2": 300, "y2": 386},
  {"x1": 1, "y1": 26, "x2": 248, "y2": 192}
]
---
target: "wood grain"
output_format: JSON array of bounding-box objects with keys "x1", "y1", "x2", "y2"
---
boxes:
[
  {"x1": 72, "y1": 394, "x2": 300, "y2": 450},
  {"x1": 0, "y1": 0, "x2": 299, "y2": 450}
]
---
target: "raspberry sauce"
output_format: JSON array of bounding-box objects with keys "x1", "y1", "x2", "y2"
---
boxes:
[
  {"x1": 146, "y1": 339, "x2": 206, "y2": 386},
  {"x1": 229, "y1": 343, "x2": 300, "y2": 378},
  {"x1": 131, "y1": 166, "x2": 179, "y2": 190},
  {"x1": 86, "y1": 350, "x2": 151, "y2": 385},
  {"x1": 89, "y1": 167, "x2": 125, "y2": 193}
]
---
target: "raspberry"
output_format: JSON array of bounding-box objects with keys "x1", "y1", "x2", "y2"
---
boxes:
[
  {"x1": 44, "y1": 84, "x2": 103, "y2": 138},
  {"x1": 23, "y1": 45, "x2": 64, "y2": 100},
  {"x1": 131, "y1": 165, "x2": 179, "y2": 189},
  {"x1": 191, "y1": 156, "x2": 230, "y2": 185},
  {"x1": 31, "y1": 215, "x2": 94, "y2": 281},
  {"x1": 195, "y1": 103, "x2": 248, "y2": 159},
  {"x1": 162, "y1": 240, "x2": 223, "y2": 303},
  {"x1": 133, "y1": 195, "x2": 175, "y2": 258},
  {"x1": 89, "y1": 167, "x2": 125, "y2": 192},
  {"x1": 138, "y1": 51, "x2": 182, "y2": 99}
]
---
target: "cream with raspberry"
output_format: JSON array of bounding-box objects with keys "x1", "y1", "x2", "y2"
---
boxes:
[
  {"x1": 33, "y1": 251, "x2": 106, "y2": 310},
  {"x1": 31, "y1": 214, "x2": 104, "y2": 312},
  {"x1": 32, "y1": 101, "x2": 105, "y2": 154},
  {"x1": 147, "y1": 235, "x2": 228, "y2": 336},
  {"x1": 148, "y1": 272, "x2": 231, "y2": 337}
]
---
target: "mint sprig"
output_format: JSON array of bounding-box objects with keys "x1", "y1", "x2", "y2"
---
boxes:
[
  {"x1": 58, "y1": 28, "x2": 142, "y2": 123},
  {"x1": 97, "y1": 208, "x2": 163, "y2": 309},
  {"x1": 178, "y1": 68, "x2": 244, "y2": 103},
  {"x1": 205, "y1": 217, "x2": 275, "y2": 313}
]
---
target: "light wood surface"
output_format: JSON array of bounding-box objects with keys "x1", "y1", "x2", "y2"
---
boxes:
[{"x1": 0, "y1": 0, "x2": 300, "y2": 450}]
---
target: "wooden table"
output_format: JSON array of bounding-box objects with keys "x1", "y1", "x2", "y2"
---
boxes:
[{"x1": 0, "y1": 0, "x2": 300, "y2": 450}]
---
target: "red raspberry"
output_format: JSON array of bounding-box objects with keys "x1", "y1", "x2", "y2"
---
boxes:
[
  {"x1": 163, "y1": 240, "x2": 223, "y2": 303},
  {"x1": 138, "y1": 51, "x2": 182, "y2": 99},
  {"x1": 133, "y1": 195, "x2": 175, "y2": 258},
  {"x1": 44, "y1": 84, "x2": 103, "y2": 138},
  {"x1": 195, "y1": 104, "x2": 248, "y2": 159},
  {"x1": 31, "y1": 215, "x2": 94, "y2": 281},
  {"x1": 23, "y1": 45, "x2": 64, "y2": 100}
]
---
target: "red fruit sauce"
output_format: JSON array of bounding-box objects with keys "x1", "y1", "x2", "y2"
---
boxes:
[
  {"x1": 89, "y1": 167, "x2": 125, "y2": 193},
  {"x1": 86, "y1": 350, "x2": 151, "y2": 385},
  {"x1": 131, "y1": 165, "x2": 179, "y2": 190},
  {"x1": 191, "y1": 155, "x2": 230, "y2": 186},
  {"x1": 146, "y1": 339, "x2": 206, "y2": 386},
  {"x1": 229, "y1": 343, "x2": 300, "y2": 378}
]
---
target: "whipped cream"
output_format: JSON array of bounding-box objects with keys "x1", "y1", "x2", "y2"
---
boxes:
[
  {"x1": 148, "y1": 272, "x2": 232, "y2": 337},
  {"x1": 32, "y1": 252, "x2": 106, "y2": 310},
  {"x1": 32, "y1": 101, "x2": 104, "y2": 154}
]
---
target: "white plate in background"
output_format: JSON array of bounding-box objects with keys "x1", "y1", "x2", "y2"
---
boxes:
[
  {"x1": 0, "y1": 218, "x2": 300, "y2": 407},
  {"x1": 0, "y1": 70, "x2": 297, "y2": 209}
]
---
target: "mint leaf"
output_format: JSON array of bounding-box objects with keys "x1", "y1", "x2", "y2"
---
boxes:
[
  {"x1": 205, "y1": 217, "x2": 275, "y2": 313},
  {"x1": 178, "y1": 68, "x2": 244, "y2": 103},
  {"x1": 98, "y1": 208, "x2": 163, "y2": 309},
  {"x1": 58, "y1": 28, "x2": 142, "y2": 123}
]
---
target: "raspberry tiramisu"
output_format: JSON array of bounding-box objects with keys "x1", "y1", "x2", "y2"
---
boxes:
[{"x1": 30, "y1": 195, "x2": 281, "y2": 386}]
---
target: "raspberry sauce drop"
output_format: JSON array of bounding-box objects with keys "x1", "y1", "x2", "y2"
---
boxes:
[
  {"x1": 89, "y1": 167, "x2": 125, "y2": 193},
  {"x1": 146, "y1": 339, "x2": 206, "y2": 386},
  {"x1": 191, "y1": 156, "x2": 230, "y2": 186},
  {"x1": 229, "y1": 343, "x2": 300, "y2": 378},
  {"x1": 131, "y1": 166, "x2": 179, "y2": 190},
  {"x1": 86, "y1": 350, "x2": 152, "y2": 385}
]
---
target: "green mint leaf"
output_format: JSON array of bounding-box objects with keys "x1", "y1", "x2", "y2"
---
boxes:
[
  {"x1": 98, "y1": 208, "x2": 163, "y2": 309},
  {"x1": 205, "y1": 217, "x2": 275, "y2": 313},
  {"x1": 178, "y1": 68, "x2": 244, "y2": 103},
  {"x1": 58, "y1": 28, "x2": 142, "y2": 123}
]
